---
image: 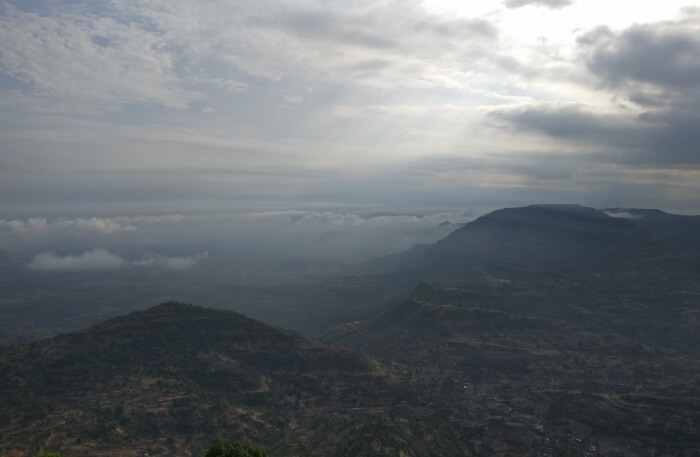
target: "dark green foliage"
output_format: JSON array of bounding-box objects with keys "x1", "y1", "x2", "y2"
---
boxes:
[
  {"x1": 204, "y1": 441, "x2": 267, "y2": 457},
  {"x1": 33, "y1": 452, "x2": 63, "y2": 457}
]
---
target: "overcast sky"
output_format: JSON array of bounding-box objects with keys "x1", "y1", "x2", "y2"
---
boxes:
[{"x1": 2, "y1": 0, "x2": 700, "y2": 220}]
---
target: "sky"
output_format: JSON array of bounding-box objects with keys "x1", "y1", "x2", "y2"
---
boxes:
[{"x1": 1, "y1": 0, "x2": 700, "y2": 266}]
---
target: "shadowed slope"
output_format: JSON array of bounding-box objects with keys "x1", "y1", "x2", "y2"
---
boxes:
[{"x1": 361, "y1": 204, "x2": 682, "y2": 280}]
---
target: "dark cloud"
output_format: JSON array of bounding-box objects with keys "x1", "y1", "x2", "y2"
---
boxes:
[
  {"x1": 577, "y1": 11, "x2": 700, "y2": 118},
  {"x1": 489, "y1": 105, "x2": 635, "y2": 148},
  {"x1": 580, "y1": 22, "x2": 700, "y2": 90},
  {"x1": 627, "y1": 91, "x2": 666, "y2": 108},
  {"x1": 490, "y1": 103, "x2": 700, "y2": 166},
  {"x1": 491, "y1": 12, "x2": 700, "y2": 168},
  {"x1": 579, "y1": 14, "x2": 700, "y2": 166},
  {"x1": 504, "y1": 0, "x2": 573, "y2": 9},
  {"x1": 637, "y1": 109, "x2": 700, "y2": 165}
]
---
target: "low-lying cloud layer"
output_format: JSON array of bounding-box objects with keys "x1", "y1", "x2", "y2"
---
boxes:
[
  {"x1": 28, "y1": 249, "x2": 126, "y2": 272},
  {"x1": 1, "y1": 215, "x2": 184, "y2": 235},
  {"x1": 131, "y1": 252, "x2": 210, "y2": 270},
  {"x1": 28, "y1": 249, "x2": 208, "y2": 272},
  {"x1": 603, "y1": 210, "x2": 642, "y2": 220}
]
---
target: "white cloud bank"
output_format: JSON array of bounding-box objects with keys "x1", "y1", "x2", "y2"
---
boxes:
[
  {"x1": 28, "y1": 249, "x2": 126, "y2": 271},
  {"x1": 131, "y1": 252, "x2": 210, "y2": 270},
  {"x1": 0, "y1": 214, "x2": 184, "y2": 235},
  {"x1": 28, "y1": 249, "x2": 208, "y2": 272},
  {"x1": 603, "y1": 210, "x2": 642, "y2": 220}
]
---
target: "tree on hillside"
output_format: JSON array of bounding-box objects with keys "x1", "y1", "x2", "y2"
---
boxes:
[{"x1": 204, "y1": 441, "x2": 267, "y2": 457}]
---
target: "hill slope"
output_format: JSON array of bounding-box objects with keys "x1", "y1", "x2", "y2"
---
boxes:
[
  {"x1": 1, "y1": 303, "x2": 452, "y2": 457},
  {"x1": 329, "y1": 205, "x2": 700, "y2": 455},
  {"x1": 326, "y1": 279, "x2": 700, "y2": 456}
]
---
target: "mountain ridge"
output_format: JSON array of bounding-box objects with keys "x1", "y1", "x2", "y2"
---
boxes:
[{"x1": 358, "y1": 204, "x2": 695, "y2": 280}]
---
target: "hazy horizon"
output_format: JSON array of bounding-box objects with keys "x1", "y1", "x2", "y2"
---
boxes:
[{"x1": 3, "y1": 0, "x2": 700, "y2": 271}]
